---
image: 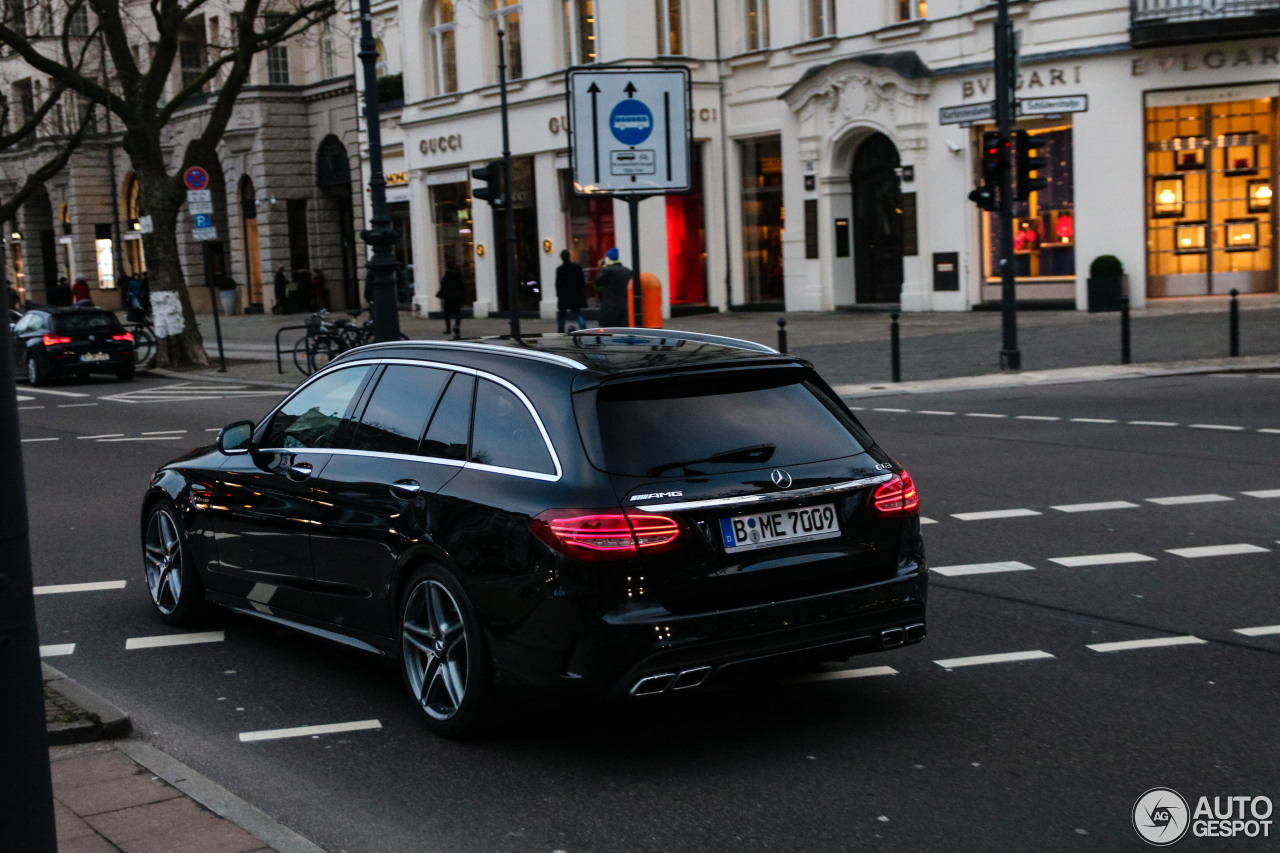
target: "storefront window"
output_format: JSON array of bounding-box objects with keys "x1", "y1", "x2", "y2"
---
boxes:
[
  {"x1": 1145, "y1": 95, "x2": 1274, "y2": 296},
  {"x1": 740, "y1": 136, "x2": 784, "y2": 303},
  {"x1": 431, "y1": 180, "x2": 475, "y2": 302},
  {"x1": 561, "y1": 168, "x2": 615, "y2": 290},
  {"x1": 979, "y1": 123, "x2": 1075, "y2": 296},
  {"x1": 666, "y1": 142, "x2": 706, "y2": 304}
]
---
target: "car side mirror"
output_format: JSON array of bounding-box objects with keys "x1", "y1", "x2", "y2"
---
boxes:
[{"x1": 218, "y1": 420, "x2": 255, "y2": 454}]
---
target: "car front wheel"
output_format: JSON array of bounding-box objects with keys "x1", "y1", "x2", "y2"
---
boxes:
[
  {"x1": 399, "y1": 567, "x2": 494, "y2": 738},
  {"x1": 142, "y1": 500, "x2": 205, "y2": 625}
]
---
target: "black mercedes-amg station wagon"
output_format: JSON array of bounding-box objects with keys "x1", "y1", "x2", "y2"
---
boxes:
[{"x1": 140, "y1": 329, "x2": 927, "y2": 737}]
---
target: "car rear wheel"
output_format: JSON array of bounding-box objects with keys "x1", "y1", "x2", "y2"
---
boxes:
[
  {"x1": 399, "y1": 567, "x2": 494, "y2": 738},
  {"x1": 25, "y1": 353, "x2": 46, "y2": 386},
  {"x1": 117, "y1": 364, "x2": 135, "y2": 382},
  {"x1": 142, "y1": 500, "x2": 204, "y2": 625}
]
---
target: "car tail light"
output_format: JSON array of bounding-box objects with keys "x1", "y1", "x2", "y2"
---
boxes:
[
  {"x1": 42, "y1": 334, "x2": 73, "y2": 346},
  {"x1": 532, "y1": 509, "x2": 681, "y2": 561},
  {"x1": 873, "y1": 470, "x2": 919, "y2": 516},
  {"x1": 111, "y1": 331, "x2": 134, "y2": 342}
]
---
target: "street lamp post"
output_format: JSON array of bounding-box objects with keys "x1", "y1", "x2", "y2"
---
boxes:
[{"x1": 356, "y1": 0, "x2": 402, "y2": 343}]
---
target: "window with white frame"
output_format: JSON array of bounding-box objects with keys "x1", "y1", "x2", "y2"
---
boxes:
[
  {"x1": 564, "y1": 0, "x2": 596, "y2": 66},
  {"x1": 745, "y1": 0, "x2": 768, "y2": 51},
  {"x1": 491, "y1": 0, "x2": 523, "y2": 80},
  {"x1": 320, "y1": 19, "x2": 337, "y2": 79},
  {"x1": 429, "y1": 0, "x2": 458, "y2": 94},
  {"x1": 655, "y1": 0, "x2": 682, "y2": 56},
  {"x1": 895, "y1": 0, "x2": 926, "y2": 23},
  {"x1": 267, "y1": 43, "x2": 290, "y2": 84},
  {"x1": 67, "y1": 5, "x2": 90, "y2": 36},
  {"x1": 808, "y1": 0, "x2": 835, "y2": 39}
]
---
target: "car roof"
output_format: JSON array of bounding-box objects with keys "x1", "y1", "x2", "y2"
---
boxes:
[
  {"x1": 24, "y1": 304, "x2": 116, "y2": 317},
  {"x1": 335, "y1": 328, "x2": 796, "y2": 380}
]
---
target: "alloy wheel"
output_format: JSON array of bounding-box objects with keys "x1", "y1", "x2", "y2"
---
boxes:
[
  {"x1": 144, "y1": 508, "x2": 185, "y2": 615},
  {"x1": 401, "y1": 579, "x2": 470, "y2": 721}
]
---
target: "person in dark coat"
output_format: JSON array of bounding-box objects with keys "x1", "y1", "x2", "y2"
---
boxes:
[
  {"x1": 437, "y1": 261, "x2": 465, "y2": 339},
  {"x1": 273, "y1": 266, "x2": 289, "y2": 314},
  {"x1": 594, "y1": 247, "x2": 632, "y2": 328},
  {"x1": 554, "y1": 249, "x2": 587, "y2": 332},
  {"x1": 50, "y1": 276, "x2": 72, "y2": 306}
]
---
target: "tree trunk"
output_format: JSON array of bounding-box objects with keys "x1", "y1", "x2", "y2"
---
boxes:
[{"x1": 136, "y1": 170, "x2": 208, "y2": 368}]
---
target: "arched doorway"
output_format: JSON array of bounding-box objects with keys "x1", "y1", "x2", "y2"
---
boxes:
[
  {"x1": 851, "y1": 133, "x2": 904, "y2": 304},
  {"x1": 122, "y1": 173, "x2": 147, "y2": 277},
  {"x1": 316, "y1": 135, "x2": 359, "y2": 309}
]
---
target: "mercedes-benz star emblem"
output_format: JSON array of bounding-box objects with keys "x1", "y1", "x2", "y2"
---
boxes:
[{"x1": 771, "y1": 469, "x2": 793, "y2": 489}]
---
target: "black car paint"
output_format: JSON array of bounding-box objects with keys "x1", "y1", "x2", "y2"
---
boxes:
[{"x1": 11, "y1": 306, "x2": 134, "y2": 380}]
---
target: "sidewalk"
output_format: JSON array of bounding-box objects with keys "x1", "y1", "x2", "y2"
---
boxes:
[{"x1": 43, "y1": 665, "x2": 323, "y2": 853}]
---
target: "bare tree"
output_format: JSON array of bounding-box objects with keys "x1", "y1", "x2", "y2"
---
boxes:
[{"x1": 0, "y1": 0, "x2": 337, "y2": 365}]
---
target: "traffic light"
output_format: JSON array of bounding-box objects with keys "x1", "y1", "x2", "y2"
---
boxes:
[
  {"x1": 968, "y1": 131, "x2": 1005, "y2": 211},
  {"x1": 471, "y1": 160, "x2": 505, "y2": 207},
  {"x1": 1014, "y1": 131, "x2": 1049, "y2": 201}
]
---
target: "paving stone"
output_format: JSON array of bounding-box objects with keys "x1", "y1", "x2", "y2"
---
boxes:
[
  {"x1": 86, "y1": 797, "x2": 269, "y2": 853},
  {"x1": 57, "y1": 834, "x2": 122, "y2": 853},
  {"x1": 54, "y1": 800, "x2": 97, "y2": 842},
  {"x1": 49, "y1": 749, "x2": 140, "y2": 789},
  {"x1": 56, "y1": 772, "x2": 182, "y2": 817}
]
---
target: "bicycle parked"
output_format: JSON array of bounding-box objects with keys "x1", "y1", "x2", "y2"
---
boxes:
[
  {"x1": 292, "y1": 308, "x2": 388, "y2": 375},
  {"x1": 126, "y1": 317, "x2": 157, "y2": 369}
]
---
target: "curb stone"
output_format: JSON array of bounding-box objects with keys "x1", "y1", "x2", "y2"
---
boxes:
[{"x1": 43, "y1": 662, "x2": 132, "y2": 744}]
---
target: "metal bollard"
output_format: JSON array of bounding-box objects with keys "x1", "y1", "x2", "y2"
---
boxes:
[
  {"x1": 890, "y1": 311, "x2": 901, "y2": 383},
  {"x1": 1120, "y1": 297, "x2": 1131, "y2": 365},
  {"x1": 1229, "y1": 288, "x2": 1240, "y2": 357},
  {"x1": 777, "y1": 317, "x2": 788, "y2": 354}
]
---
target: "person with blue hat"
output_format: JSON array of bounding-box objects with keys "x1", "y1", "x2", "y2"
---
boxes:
[{"x1": 594, "y1": 247, "x2": 631, "y2": 327}]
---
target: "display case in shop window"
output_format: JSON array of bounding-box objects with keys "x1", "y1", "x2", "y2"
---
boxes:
[
  {"x1": 1171, "y1": 137, "x2": 1207, "y2": 171},
  {"x1": 1247, "y1": 179, "x2": 1273, "y2": 213},
  {"x1": 1225, "y1": 218, "x2": 1259, "y2": 252},
  {"x1": 1153, "y1": 175, "x2": 1185, "y2": 218},
  {"x1": 1223, "y1": 134, "x2": 1258, "y2": 175},
  {"x1": 1174, "y1": 221, "x2": 1207, "y2": 254}
]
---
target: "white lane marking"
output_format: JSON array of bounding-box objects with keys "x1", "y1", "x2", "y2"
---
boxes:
[
  {"x1": 919, "y1": 516, "x2": 939, "y2": 525},
  {"x1": 1189, "y1": 423, "x2": 1246, "y2": 431},
  {"x1": 1260, "y1": 428, "x2": 1280, "y2": 435},
  {"x1": 1052, "y1": 500, "x2": 1141, "y2": 513},
  {"x1": 57, "y1": 403, "x2": 99, "y2": 408},
  {"x1": 34, "y1": 580, "x2": 127, "y2": 595},
  {"x1": 935, "y1": 650, "x2": 1054, "y2": 669},
  {"x1": 784, "y1": 666, "x2": 898, "y2": 684},
  {"x1": 917, "y1": 410, "x2": 955, "y2": 416},
  {"x1": 1166, "y1": 543, "x2": 1270, "y2": 558},
  {"x1": 15, "y1": 386, "x2": 90, "y2": 398},
  {"x1": 205, "y1": 427, "x2": 222, "y2": 432},
  {"x1": 141, "y1": 430, "x2": 189, "y2": 435},
  {"x1": 16, "y1": 394, "x2": 33, "y2": 402},
  {"x1": 1242, "y1": 489, "x2": 1280, "y2": 498},
  {"x1": 239, "y1": 719, "x2": 383, "y2": 742},
  {"x1": 18, "y1": 406, "x2": 44, "y2": 410},
  {"x1": 1087, "y1": 636, "x2": 1206, "y2": 653},
  {"x1": 1128, "y1": 420, "x2": 1179, "y2": 427},
  {"x1": 126, "y1": 631, "x2": 225, "y2": 650},
  {"x1": 1016, "y1": 415, "x2": 1060, "y2": 421},
  {"x1": 872, "y1": 407, "x2": 910, "y2": 413},
  {"x1": 97, "y1": 436, "x2": 185, "y2": 442},
  {"x1": 1235, "y1": 625, "x2": 1280, "y2": 637},
  {"x1": 965, "y1": 412, "x2": 1007, "y2": 418},
  {"x1": 77, "y1": 434, "x2": 124, "y2": 439},
  {"x1": 21, "y1": 437, "x2": 59, "y2": 443},
  {"x1": 1070, "y1": 418, "x2": 1117, "y2": 424},
  {"x1": 40, "y1": 644, "x2": 76, "y2": 657},
  {"x1": 951, "y1": 508, "x2": 1042, "y2": 521},
  {"x1": 1147, "y1": 494, "x2": 1233, "y2": 506},
  {"x1": 930, "y1": 561, "x2": 1036, "y2": 577},
  {"x1": 1048, "y1": 552, "x2": 1157, "y2": 567}
]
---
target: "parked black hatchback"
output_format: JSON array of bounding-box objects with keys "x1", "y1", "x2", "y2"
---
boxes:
[
  {"x1": 140, "y1": 330, "x2": 926, "y2": 737},
  {"x1": 12, "y1": 305, "x2": 135, "y2": 384}
]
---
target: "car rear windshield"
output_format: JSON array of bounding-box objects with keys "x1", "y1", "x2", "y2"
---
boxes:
[
  {"x1": 593, "y1": 370, "x2": 873, "y2": 477},
  {"x1": 52, "y1": 312, "x2": 119, "y2": 333}
]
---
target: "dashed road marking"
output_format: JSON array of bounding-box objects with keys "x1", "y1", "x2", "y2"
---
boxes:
[
  {"x1": 951, "y1": 508, "x2": 1042, "y2": 521},
  {"x1": 1260, "y1": 428, "x2": 1280, "y2": 435},
  {"x1": 965, "y1": 412, "x2": 1007, "y2": 419},
  {"x1": 34, "y1": 580, "x2": 127, "y2": 595},
  {"x1": 40, "y1": 644, "x2": 75, "y2": 657},
  {"x1": 784, "y1": 666, "x2": 898, "y2": 684},
  {"x1": 1047, "y1": 552, "x2": 1156, "y2": 567},
  {"x1": 919, "y1": 516, "x2": 939, "y2": 525},
  {"x1": 935, "y1": 650, "x2": 1054, "y2": 669},
  {"x1": 17, "y1": 386, "x2": 90, "y2": 398},
  {"x1": 1147, "y1": 493, "x2": 1233, "y2": 506},
  {"x1": 18, "y1": 406, "x2": 44, "y2": 410},
  {"x1": 1051, "y1": 500, "x2": 1141, "y2": 513},
  {"x1": 1087, "y1": 636, "x2": 1206, "y2": 653},
  {"x1": 872, "y1": 407, "x2": 910, "y2": 413},
  {"x1": 21, "y1": 437, "x2": 59, "y2": 443},
  {"x1": 141, "y1": 430, "x2": 188, "y2": 435},
  {"x1": 239, "y1": 719, "x2": 383, "y2": 743},
  {"x1": 1016, "y1": 415, "x2": 1060, "y2": 421},
  {"x1": 125, "y1": 631, "x2": 225, "y2": 650},
  {"x1": 1166, "y1": 543, "x2": 1270, "y2": 558},
  {"x1": 930, "y1": 561, "x2": 1036, "y2": 577},
  {"x1": 1189, "y1": 423, "x2": 1246, "y2": 431},
  {"x1": 1234, "y1": 625, "x2": 1280, "y2": 637},
  {"x1": 1070, "y1": 418, "x2": 1117, "y2": 424},
  {"x1": 917, "y1": 410, "x2": 956, "y2": 416},
  {"x1": 78, "y1": 434, "x2": 124, "y2": 439},
  {"x1": 1128, "y1": 420, "x2": 1180, "y2": 427},
  {"x1": 57, "y1": 403, "x2": 99, "y2": 408},
  {"x1": 1243, "y1": 489, "x2": 1280, "y2": 498},
  {"x1": 97, "y1": 436, "x2": 185, "y2": 442}
]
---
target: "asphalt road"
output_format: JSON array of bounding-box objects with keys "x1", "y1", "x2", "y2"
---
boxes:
[{"x1": 19, "y1": 368, "x2": 1280, "y2": 852}]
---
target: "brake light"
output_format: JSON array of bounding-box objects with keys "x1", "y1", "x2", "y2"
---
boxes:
[
  {"x1": 42, "y1": 334, "x2": 73, "y2": 346},
  {"x1": 111, "y1": 331, "x2": 134, "y2": 342},
  {"x1": 873, "y1": 470, "x2": 919, "y2": 515},
  {"x1": 532, "y1": 509, "x2": 681, "y2": 561}
]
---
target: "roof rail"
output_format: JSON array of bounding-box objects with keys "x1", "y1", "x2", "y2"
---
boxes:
[
  {"x1": 569, "y1": 327, "x2": 779, "y2": 354},
  {"x1": 337, "y1": 338, "x2": 588, "y2": 370}
]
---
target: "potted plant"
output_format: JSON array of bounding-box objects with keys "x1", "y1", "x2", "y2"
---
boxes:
[{"x1": 1087, "y1": 255, "x2": 1126, "y2": 312}]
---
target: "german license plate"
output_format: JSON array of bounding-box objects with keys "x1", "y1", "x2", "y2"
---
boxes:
[
  {"x1": 80, "y1": 352, "x2": 109, "y2": 362},
  {"x1": 719, "y1": 503, "x2": 840, "y2": 553}
]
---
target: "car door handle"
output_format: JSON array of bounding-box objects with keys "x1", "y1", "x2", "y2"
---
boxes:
[
  {"x1": 390, "y1": 479, "x2": 421, "y2": 498},
  {"x1": 287, "y1": 462, "x2": 314, "y2": 481}
]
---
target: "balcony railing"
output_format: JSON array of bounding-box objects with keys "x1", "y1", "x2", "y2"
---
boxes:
[{"x1": 1131, "y1": 0, "x2": 1280, "y2": 45}]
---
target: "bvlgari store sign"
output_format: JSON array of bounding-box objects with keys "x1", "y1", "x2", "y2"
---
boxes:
[{"x1": 1131, "y1": 45, "x2": 1280, "y2": 77}]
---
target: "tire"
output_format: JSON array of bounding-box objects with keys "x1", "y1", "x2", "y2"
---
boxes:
[
  {"x1": 142, "y1": 500, "x2": 205, "y2": 626},
  {"x1": 117, "y1": 364, "x2": 135, "y2": 382},
  {"x1": 26, "y1": 353, "x2": 46, "y2": 386},
  {"x1": 308, "y1": 337, "x2": 340, "y2": 373},
  {"x1": 399, "y1": 566, "x2": 494, "y2": 738},
  {"x1": 291, "y1": 336, "x2": 313, "y2": 375},
  {"x1": 132, "y1": 326, "x2": 157, "y2": 369}
]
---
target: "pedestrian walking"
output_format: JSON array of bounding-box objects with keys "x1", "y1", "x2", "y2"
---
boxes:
[
  {"x1": 594, "y1": 248, "x2": 632, "y2": 328},
  {"x1": 70, "y1": 273, "x2": 91, "y2": 304},
  {"x1": 437, "y1": 261, "x2": 465, "y2": 339},
  {"x1": 555, "y1": 249, "x2": 587, "y2": 332},
  {"x1": 273, "y1": 266, "x2": 288, "y2": 314},
  {"x1": 51, "y1": 275, "x2": 72, "y2": 306},
  {"x1": 125, "y1": 272, "x2": 147, "y2": 321}
]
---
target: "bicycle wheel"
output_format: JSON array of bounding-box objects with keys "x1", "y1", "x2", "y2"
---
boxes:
[
  {"x1": 132, "y1": 325, "x2": 156, "y2": 369},
  {"x1": 292, "y1": 336, "x2": 314, "y2": 374},
  {"x1": 307, "y1": 337, "x2": 341, "y2": 373}
]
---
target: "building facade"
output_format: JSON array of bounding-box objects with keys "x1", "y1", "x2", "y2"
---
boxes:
[{"x1": 361, "y1": 0, "x2": 1280, "y2": 319}]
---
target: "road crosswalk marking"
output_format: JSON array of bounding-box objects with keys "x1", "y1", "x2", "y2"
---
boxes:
[
  {"x1": 1051, "y1": 500, "x2": 1141, "y2": 513},
  {"x1": 1047, "y1": 552, "x2": 1156, "y2": 567},
  {"x1": 931, "y1": 561, "x2": 1035, "y2": 577},
  {"x1": 951, "y1": 508, "x2": 1041, "y2": 521},
  {"x1": 1166, "y1": 543, "x2": 1270, "y2": 558},
  {"x1": 1147, "y1": 493, "x2": 1232, "y2": 505},
  {"x1": 40, "y1": 644, "x2": 75, "y2": 657}
]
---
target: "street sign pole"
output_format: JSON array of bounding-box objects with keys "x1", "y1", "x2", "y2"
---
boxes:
[
  {"x1": 995, "y1": 0, "x2": 1021, "y2": 370},
  {"x1": 627, "y1": 193, "x2": 641, "y2": 326},
  {"x1": 203, "y1": 242, "x2": 227, "y2": 373},
  {"x1": 498, "y1": 29, "x2": 520, "y2": 338}
]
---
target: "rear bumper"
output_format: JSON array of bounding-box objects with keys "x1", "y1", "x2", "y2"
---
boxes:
[{"x1": 47, "y1": 349, "x2": 132, "y2": 373}]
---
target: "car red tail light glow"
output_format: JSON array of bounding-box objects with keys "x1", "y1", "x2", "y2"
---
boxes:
[
  {"x1": 111, "y1": 331, "x2": 134, "y2": 342},
  {"x1": 873, "y1": 470, "x2": 919, "y2": 515},
  {"x1": 42, "y1": 334, "x2": 73, "y2": 346},
  {"x1": 532, "y1": 510, "x2": 681, "y2": 560}
]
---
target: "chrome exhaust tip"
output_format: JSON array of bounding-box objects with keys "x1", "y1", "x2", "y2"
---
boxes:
[
  {"x1": 880, "y1": 627, "x2": 905, "y2": 648},
  {"x1": 904, "y1": 622, "x2": 926, "y2": 643},
  {"x1": 630, "y1": 672, "x2": 675, "y2": 697},
  {"x1": 672, "y1": 666, "x2": 712, "y2": 690}
]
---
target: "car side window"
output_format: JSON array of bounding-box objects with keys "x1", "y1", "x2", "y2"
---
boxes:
[
  {"x1": 470, "y1": 378, "x2": 555, "y2": 475},
  {"x1": 420, "y1": 373, "x2": 474, "y2": 461},
  {"x1": 352, "y1": 365, "x2": 450, "y2": 456},
  {"x1": 262, "y1": 366, "x2": 373, "y2": 450},
  {"x1": 14, "y1": 314, "x2": 37, "y2": 333}
]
